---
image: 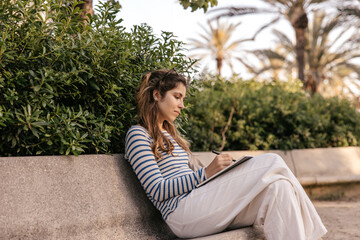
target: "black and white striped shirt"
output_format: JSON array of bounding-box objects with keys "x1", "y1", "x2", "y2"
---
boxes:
[{"x1": 125, "y1": 125, "x2": 206, "y2": 220}]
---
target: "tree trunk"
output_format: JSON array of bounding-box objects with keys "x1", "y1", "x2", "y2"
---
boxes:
[
  {"x1": 294, "y1": 27, "x2": 306, "y2": 83},
  {"x1": 305, "y1": 69, "x2": 321, "y2": 95},
  {"x1": 78, "y1": 0, "x2": 93, "y2": 17},
  {"x1": 290, "y1": 6, "x2": 308, "y2": 85},
  {"x1": 216, "y1": 57, "x2": 223, "y2": 76},
  {"x1": 304, "y1": 73, "x2": 316, "y2": 95}
]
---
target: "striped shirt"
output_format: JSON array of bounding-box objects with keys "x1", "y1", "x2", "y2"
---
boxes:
[{"x1": 125, "y1": 125, "x2": 206, "y2": 220}]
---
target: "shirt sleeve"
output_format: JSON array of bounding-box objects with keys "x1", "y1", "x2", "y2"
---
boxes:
[{"x1": 125, "y1": 126, "x2": 206, "y2": 202}]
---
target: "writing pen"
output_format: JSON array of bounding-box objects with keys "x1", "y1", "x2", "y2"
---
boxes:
[{"x1": 212, "y1": 150, "x2": 236, "y2": 162}]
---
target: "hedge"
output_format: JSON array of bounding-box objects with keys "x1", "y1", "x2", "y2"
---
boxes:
[
  {"x1": 183, "y1": 75, "x2": 360, "y2": 151},
  {"x1": 0, "y1": 0, "x2": 195, "y2": 156}
]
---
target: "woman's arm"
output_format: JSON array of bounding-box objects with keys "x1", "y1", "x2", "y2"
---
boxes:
[{"x1": 125, "y1": 127, "x2": 206, "y2": 202}]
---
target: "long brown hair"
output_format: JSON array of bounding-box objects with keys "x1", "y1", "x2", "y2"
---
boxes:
[{"x1": 137, "y1": 69, "x2": 190, "y2": 160}]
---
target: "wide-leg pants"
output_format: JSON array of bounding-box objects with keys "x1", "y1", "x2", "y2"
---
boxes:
[{"x1": 166, "y1": 153, "x2": 327, "y2": 240}]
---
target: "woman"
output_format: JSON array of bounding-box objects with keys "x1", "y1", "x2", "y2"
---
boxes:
[{"x1": 125, "y1": 69, "x2": 327, "y2": 239}]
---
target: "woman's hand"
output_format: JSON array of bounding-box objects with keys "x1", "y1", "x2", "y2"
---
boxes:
[{"x1": 205, "y1": 154, "x2": 234, "y2": 178}]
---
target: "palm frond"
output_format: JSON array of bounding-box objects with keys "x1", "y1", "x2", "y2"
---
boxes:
[
  {"x1": 272, "y1": 29, "x2": 294, "y2": 48},
  {"x1": 198, "y1": 22, "x2": 212, "y2": 38},
  {"x1": 252, "y1": 49, "x2": 287, "y2": 61},
  {"x1": 235, "y1": 57, "x2": 259, "y2": 74},
  {"x1": 344, "y1": 63, "x2": 360, "y2": 75},
  {"x1": 208, "y1": 6, "x2": 277, "y2": 20},
  {"x1": 338, "y1": 4, "x2": 360, "y2": 18},
  {"x1": 309, "y1": 0, "x2": 332, "y2": 4}
]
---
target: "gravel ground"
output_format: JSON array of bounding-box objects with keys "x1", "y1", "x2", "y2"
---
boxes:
[{"x1": 314, "y1": 201, "x2": 360, "y2": 240}]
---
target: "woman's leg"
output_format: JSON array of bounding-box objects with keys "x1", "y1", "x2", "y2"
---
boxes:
[
  {"x1": 228, "y1": 179, "x2": 306, "y2": 240},
  {"x1": 166, "y1": 153, "x2": 327, "y2": 239}
]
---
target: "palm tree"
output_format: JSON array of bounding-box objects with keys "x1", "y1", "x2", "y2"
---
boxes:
[
  {"x1": 188, "y1": 18, "x2": 267, "y2": 76},
  {"x1": 247, "y1": 11, "x2": 360, "y2": 97},
  {"x1": 208, "y1": 0, "x2": 331, "y2": 87},
  {"x1": 304, "y1": 10, "x2": 360, "y2": 95},
  {"x1": 239, "y1": 31, "x2": 297, "y2": 80},
  {"x1": 338, "y1": 0, "x2": 360, "y2": 27},
  {"x1": 188, "y1": 19, "x2": 242, "y2": 76}
]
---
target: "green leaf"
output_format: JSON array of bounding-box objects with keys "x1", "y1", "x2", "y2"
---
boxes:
[{"x1": 33, "y1": 85, "x2": 41, "y2": 92}]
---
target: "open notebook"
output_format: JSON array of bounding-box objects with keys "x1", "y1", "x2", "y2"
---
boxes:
[{"x1": 196, "y1": 156, "x2": 253, "y2": 187}]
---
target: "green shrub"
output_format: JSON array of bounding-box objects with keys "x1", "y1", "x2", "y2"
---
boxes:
[
  {"x1": 0, "y1": 0, "x2": 195, "y2": 156},
  {"x1": 183, "y1": 75, "x2": 360, "y2": 151}
]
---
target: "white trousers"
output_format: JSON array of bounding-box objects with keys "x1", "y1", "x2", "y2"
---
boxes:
[{"x1": 166, "y1": 153, "x2": 327, "y2": 240}]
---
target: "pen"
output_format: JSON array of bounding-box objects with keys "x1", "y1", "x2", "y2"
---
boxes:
[
  {"x1": 212, "y1": 150, "x2": 221, "y2": 155},
  {"x1": 212, "y1": 150, "x2": 236, "y2": 162}
]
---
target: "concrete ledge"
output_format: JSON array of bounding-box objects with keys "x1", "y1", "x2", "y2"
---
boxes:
[
  {"x1": 0, "y1": 154, "x2": 175, "y2": 240},
  {"x1": 1, "y1": 147, "x2": 359, "y2": 239},
  {"x1": 0, "y1": 154, "x2": 259, "y2": 240},
  {"x1": 191, "y1": 146, "x2": 360, "y2": 187},
  {"x1": 300, "y1": 175, "x2": 360, "y2": 186}
]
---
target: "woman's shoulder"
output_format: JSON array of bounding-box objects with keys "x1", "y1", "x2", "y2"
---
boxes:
[
  {"x1": 128, "y1": 124, "x2": 147, "y2": 132},
  {"x1": 126, "y1": 125, "x2": 151, "y2": 139},
  {"x1": 124, "y1": 125, "x2": 152, "y2": 158}
]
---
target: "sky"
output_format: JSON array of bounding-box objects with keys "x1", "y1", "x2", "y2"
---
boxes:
[
  {"x1": 90, "y1": 0, "x2": 360, "y2": 96},
  {"x1": 92, "y1": 0, "x2": 294, "y2": 78}
]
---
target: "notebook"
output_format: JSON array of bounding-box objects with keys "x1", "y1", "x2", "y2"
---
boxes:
[{"x1": 196, "y1": 156, "x2": 253, "y2": 187}]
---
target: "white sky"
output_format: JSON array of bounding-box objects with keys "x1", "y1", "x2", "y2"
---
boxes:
[{"x1": 92, "y1": 0, "x2": 294, "y2": 78}]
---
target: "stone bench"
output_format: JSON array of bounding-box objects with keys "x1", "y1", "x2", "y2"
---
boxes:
[
  {"x1": 1, "y1": 154, "x2": 176, "y2": 239},
  {"x1": 1, "y1": 147, "x2": 359, "y2": 239},
  {"x1": 192, "y1": 146, "x2": 360, "y2": 187},
  {"x1": 193, "y1": 147, "x2": 360, "y2": 201}
]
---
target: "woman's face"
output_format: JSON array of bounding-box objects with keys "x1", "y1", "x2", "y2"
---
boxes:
[{"x1": 154, "y1": 83, "x2": 186, "y2": 126}]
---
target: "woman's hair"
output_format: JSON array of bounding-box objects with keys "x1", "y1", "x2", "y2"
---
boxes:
[{"x1": 137, "y1": 69, "x2": 190, "y2": 160}]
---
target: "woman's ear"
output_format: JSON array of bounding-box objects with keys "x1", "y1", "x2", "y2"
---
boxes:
[{"x1": 153, "y1": 89, "x2": 161, "y2": 101}]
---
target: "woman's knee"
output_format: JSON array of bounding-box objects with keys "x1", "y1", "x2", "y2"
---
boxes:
[
  {"x1": 268, "y1": 179, "x2": 295, "y2": 199},
  {"x1": 267, "y1": 153, "x2": 285, "y2": 163},
  {"x1": 253, "y1": 153, "x2": 286, "y2": 167}
]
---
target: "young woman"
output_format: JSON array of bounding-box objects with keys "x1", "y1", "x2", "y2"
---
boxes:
[{"x1": 125, "y1": 69, "x2": 327, "y2": 239}]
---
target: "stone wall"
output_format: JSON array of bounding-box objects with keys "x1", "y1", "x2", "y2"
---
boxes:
[{"x1": 0, "y1": 154, "x2": 174, "y2": 240}]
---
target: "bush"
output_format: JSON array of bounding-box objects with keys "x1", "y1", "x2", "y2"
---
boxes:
[
  {"x1": 183, "y1": 75, "x2": 360, "y2": 151},
  {"x1": 0, "y1": 0, "x2": 195, "y2": 156}
]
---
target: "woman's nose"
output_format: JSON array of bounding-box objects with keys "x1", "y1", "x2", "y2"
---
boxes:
[{"x1": 178, "y1": 100, "x2": 184, "y2": 109}]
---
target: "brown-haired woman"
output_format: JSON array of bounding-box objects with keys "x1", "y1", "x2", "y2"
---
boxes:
[{"x1": 124, "y1": 69, "x2": 327, "y2": 239}]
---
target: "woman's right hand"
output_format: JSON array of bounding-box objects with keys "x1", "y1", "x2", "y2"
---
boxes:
[{"x1": 205, "y1": 154, "x2": 234, "y2": 178}]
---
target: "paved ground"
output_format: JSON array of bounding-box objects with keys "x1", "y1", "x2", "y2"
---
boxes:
[{"x1": 314, "y1": 201, "x2": 360, "y2": 240}]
